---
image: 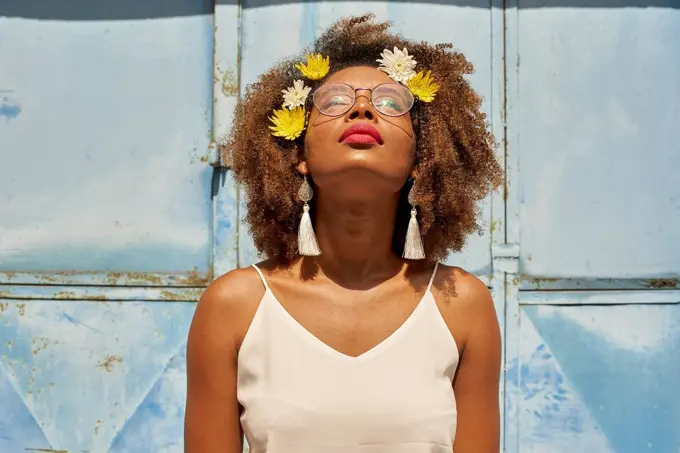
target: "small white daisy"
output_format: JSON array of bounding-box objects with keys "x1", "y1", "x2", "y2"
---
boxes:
[
  {"x1": 377, "y1": 47, "x2": 417, "y2": 84},
  {"x1": 282, "y1": 80, "x2": 312, "y2": 110}
]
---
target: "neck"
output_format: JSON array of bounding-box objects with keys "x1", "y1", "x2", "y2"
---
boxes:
[{"x1": 311, "y1": 190, "x2": 404, "y2": 285}]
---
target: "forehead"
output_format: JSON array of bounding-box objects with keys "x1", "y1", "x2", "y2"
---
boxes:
[{"x1": 324, "y1": 66, "x2": 393, "y2": 88}]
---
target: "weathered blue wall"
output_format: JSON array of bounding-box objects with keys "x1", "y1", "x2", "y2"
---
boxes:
[{"x1": 1, "y1": 1, "x2": 678, "y2": 452}]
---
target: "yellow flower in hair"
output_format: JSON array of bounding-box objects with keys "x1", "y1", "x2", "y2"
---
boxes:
[
  {"x1": 295, "y1": 54, "x2": 330, "y2": 80},
  {"x1": 407, "y1": 70, "x2": 440, "y2": 103},
  {"x1": 269, "y1": 106, "x2": 307, "y2": 140}
]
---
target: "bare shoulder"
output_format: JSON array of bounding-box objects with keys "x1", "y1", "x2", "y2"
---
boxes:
[
  {"x1": 431, "y1": 263, "x2": 493, "y2": 308},
  {"x1": 189, "y1": 263, "x2": 268, "y2": 352},
  {"x1": 430, "y1": 263, "x2": 499, "y2": 349}
]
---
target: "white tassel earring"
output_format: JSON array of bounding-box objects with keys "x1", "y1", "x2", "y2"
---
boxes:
[
  {"x1": 403, "y1": 183, "x2": 426, "y2": 260},
  {"x1": 297, "y1": 175, "x2": 322, "y2": 256}
]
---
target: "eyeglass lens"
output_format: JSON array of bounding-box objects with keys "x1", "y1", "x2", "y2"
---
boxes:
[{"x1": 312, "y1": 83, "x2": 414, "y2": 117}]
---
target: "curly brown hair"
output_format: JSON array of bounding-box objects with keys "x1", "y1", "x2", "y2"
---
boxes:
[{"x1": 222, "y1": 13, "x2": 502, "y2": 264}]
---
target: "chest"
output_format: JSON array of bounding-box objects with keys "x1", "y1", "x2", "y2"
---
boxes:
[{"x1": 268, "y1": 283, "x2": 425, "y2": 358}]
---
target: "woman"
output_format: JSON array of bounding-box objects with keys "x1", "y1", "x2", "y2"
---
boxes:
[{"x1": 185, "y1": 14, "x2": 502, "y2": 453}]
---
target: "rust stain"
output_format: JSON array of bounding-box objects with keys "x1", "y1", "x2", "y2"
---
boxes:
[
  {"x1": 94, "y1": 419, "x2": 102, "y2": 435},
  {"x1": 19, "y1": 270, "x2": 208, "y2": 288},
  {"x1": 17, "y1": 303, "x2": 25, "y2": 316},
  {"x1": 98, "y1": 355, "x2": 123, "y2": 372},
  {"x1": 4, "y1": 271, "x2": 16, "y2": 280},
  {"x1": 37, "y1": 274, "x2": 60, "y2": 283},
  {"x1": 0, "y1": 302, "x2": 7, "y2": 312},
  {"x1": 647, "y1": 278, "x2": 679, "y2": 289},
  {"x1": 53, "y1": 291, "x2": 77, "y2": 300},
  {"x1": 175, "y1": 267, "x2": 209, "y2": 287},
  {"x1": 105, "y1": 272, "x2": 123, "y2": 285},
  {"x1": 489, "y1": 219, "x2": 498, "y2": 233},
  {"x1": 31, "y1": 337, "x2": 51, "y2": 356},
  {"x1": 160, "y1": 290, "x2": 192, "y2": 301},
  {"x1": 106, "y1": 271, "x2": 164, "y2": 286},
  {"x1": 221, "y1": 68, "x2": 238, "y2": 97}
]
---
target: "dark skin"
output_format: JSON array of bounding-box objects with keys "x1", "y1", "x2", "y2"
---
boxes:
[{"x1": 185, "y1": 66, "x2": 501, "y2": 453}]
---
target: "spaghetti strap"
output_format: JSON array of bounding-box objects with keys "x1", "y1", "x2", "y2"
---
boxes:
[
  {"x1": 426, "y1": 262, "x2": 439, "y2": 292},
  {"x1": 251, "y1": 264, "x2": 270, "y2": 291}
]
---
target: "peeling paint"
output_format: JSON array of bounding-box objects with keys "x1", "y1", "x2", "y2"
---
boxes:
[
  {"x1": 1, "y1": 270, "x2": 211, "y2": 287},
  {"x1": 176, "y1": 267, "x2": 210, "y2": 286},
  {"x1": 160, "y1": 290, "x2": 191, "y2": 301},
  {"x1": 647, "y1": 278, "x2": 679, "y2": 289},
  {"x1": 221, "y1": 68, "x2": 239, "y2": 97}
]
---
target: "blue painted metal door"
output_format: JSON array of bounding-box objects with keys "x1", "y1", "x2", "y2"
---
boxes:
[
  {"x1": 0, "y1": 1, "x2": 237, "y2": 451},
  {"x1": 503, "y1": 2, "x2": 680, "y2": 452}
]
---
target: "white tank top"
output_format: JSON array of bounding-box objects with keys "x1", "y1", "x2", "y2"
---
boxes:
[{"x1": 238, "y1": 263, "x2": 459, "y2": 453}]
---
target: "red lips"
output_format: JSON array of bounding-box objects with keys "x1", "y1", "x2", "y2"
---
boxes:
[{"x1": 339, "y1": 124, "x2": 383, "y2": 145}]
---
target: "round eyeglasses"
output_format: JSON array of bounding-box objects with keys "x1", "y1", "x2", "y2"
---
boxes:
[{"x1": 312, "y1": 82, "x2": 415, "y2": 117}]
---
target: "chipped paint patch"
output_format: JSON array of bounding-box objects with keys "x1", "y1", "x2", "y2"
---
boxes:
[{"x1": 0, "y1": 91, "x2": 21, "y2": 119}]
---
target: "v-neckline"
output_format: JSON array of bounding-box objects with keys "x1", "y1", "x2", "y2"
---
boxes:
[{"x1": 263, "y1": 287, "x2": 434, "y2": 362}]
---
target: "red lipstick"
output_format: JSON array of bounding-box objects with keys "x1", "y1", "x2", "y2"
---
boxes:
[{"x1": 339, "y1": 124, "x2": 383, "y2": 145}]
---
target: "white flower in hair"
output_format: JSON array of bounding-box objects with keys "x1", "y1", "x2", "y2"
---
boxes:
[
  {"x1": 282, "y1": 79, "x2": 312, "y2": 110},
  {"x1": 377, "y1": 47, "x2": 417, "y2": 84}
]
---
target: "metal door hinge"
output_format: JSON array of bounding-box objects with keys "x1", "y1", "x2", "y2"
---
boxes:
[
  {"x1": 492, "y1": 243, "x2": 520, "y2": 274},
  {"x1": 208, "y1": 141, "x2": 222, "y2": 167}
]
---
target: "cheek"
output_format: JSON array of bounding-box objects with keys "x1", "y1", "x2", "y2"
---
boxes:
[{"x1": 380, "y1": 112, "x2": 414, "y2": 140}]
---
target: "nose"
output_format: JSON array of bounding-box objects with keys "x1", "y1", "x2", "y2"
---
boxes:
[{"x1": 346, "y1": 89, "x2": 376, "y2": 121}]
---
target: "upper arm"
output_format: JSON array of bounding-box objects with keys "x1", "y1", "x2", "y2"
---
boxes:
[
  {"x1": 184, "y1": 268, "x2": 263, "y2": 453},
  {"x1": 450, "y1": 274, "x2": 502, "y2": 453}
]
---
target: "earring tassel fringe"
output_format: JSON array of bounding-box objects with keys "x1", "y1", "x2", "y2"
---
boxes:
[
  {"x1": 403, "y1": 208, "x2": 425, "y2": 260},
  {"x1": 298, "y1": 203, "x2": 321, "y2": 256}
]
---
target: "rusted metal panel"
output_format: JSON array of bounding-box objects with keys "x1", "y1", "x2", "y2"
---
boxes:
[
  {"x1": 0, "y1": 270, "x2": 210, "y2": 288},
  {"x1": 0, "y1": 285, "x2": 203, "y2": 302},
  {"x1": 0, "y1": 5, "x2": 217, "y2": 286},
  {"x1": 0, "y1": 298, "x2": 195, "y2": 452},
  {"x1": 518, "y1": 276, "x2": 680, "y2": 291}
]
